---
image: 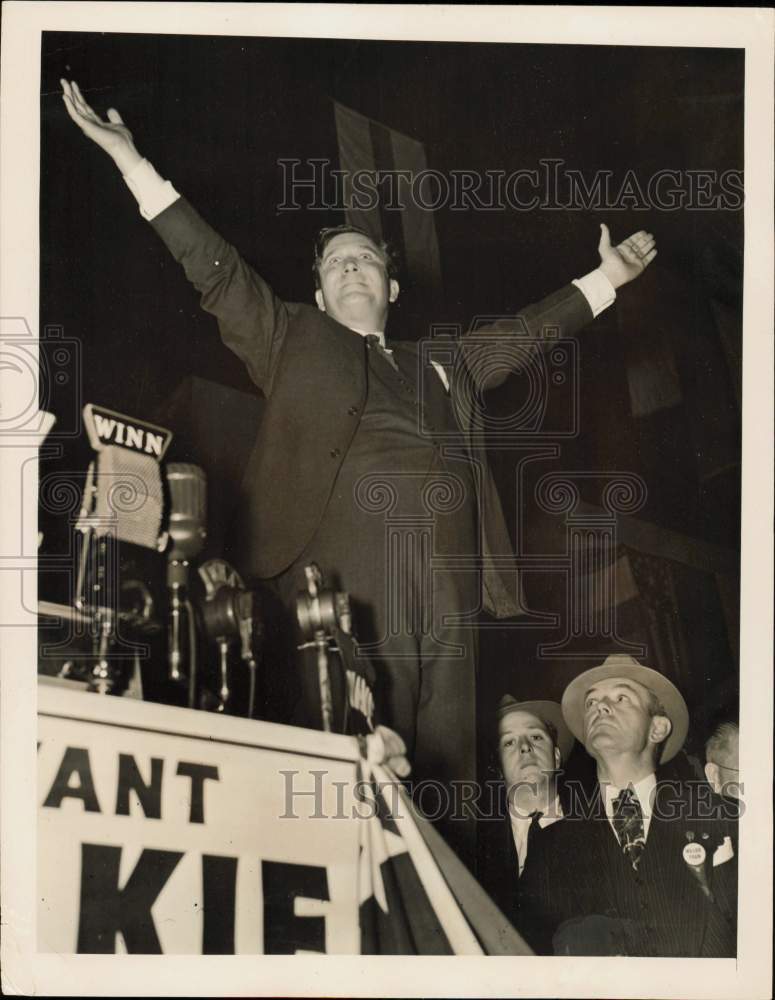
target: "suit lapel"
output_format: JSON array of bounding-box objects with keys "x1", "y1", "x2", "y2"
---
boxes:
[
  {"x1": 388, "y1": 341, "x2": 419, "y2": 378},
  {"x1": 590, "y1": 799, "x2": 627, "y2": 914},
  {"x1": 644, "y1": 783, "x2": 706, "y2": 954},
  {"x1": 563, "y1": 787, "x2": 621, "y2": 911}
]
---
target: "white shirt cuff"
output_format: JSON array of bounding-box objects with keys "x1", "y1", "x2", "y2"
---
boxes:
[
  {"x1": 572, "y1": 268, "x2": 616, "y2": 318},
  {"x1": 123, "y1": 158, "x2": 180, "y2": 221}
]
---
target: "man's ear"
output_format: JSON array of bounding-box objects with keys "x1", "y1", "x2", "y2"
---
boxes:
[
  {"x1": 553, "y1": 746, "x2": 562, "y2": 770},
  {"x1": 389, "y1": 279, "x2": 400, "y2": 303},
  {"x1": 649, "y1": 714, "x2": 672, "y2": 746},
  {"x1": 315, "y1": 289, "x2": 326, "y2": 312},
  {"x1": 704, "y1": 761, "x2": 721, "y2": 793}
]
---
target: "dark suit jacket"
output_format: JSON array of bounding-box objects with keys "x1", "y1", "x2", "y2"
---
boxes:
[
  {"x1": 477, "y1": 780, "x2": 572, "y2": 923},
  {"x1": 150, "y1": 198, "x2": 594, "y2": 612},
  {"x1": 517, "y1": 778, "x2": 738, "y2": 957}
]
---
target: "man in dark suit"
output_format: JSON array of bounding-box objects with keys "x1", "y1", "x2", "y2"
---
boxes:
[
  {"x1": 518, "y1": 655, "x2": 738, "y2": 956},
  {"x1": 478, "y1": 697, "x2": 573, "y2": 919},
  {"x1": 61, "y1": 81, "x2": 657, "y2": 819}
]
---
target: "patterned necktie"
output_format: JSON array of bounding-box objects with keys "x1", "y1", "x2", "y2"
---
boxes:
[
  {"x1": 612, "y1": 788, "x2": 646, "y2": 870},
  {"x1": 364, "y1": 333, "x2": 399, "y2": 372}
]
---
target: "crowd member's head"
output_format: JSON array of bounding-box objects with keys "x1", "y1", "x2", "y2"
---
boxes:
[
  {"x1": 496, "y1": 697, "x2": 574, "y2": 816},
  {"x1": 562, "y1": 654, "x2": 689, "y2": 785},
  {"x1": 312, "y1": 225, "x2": 400, "y2": 334},
  {"x1": 704, "y1": 720, "x2": 740, "y2": 798}
]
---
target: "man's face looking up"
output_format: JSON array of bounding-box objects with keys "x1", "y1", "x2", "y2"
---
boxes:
[
  {"x1": 314, "y1": 232, "x2": 399, "y2": 334},
  {"x1": 582, "y1": 676, "x2": 670, "y2": 761}
]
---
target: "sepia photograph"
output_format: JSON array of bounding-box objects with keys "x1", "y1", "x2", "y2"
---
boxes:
[{"x1": 0, "y1": 3, "x2": 772, "y2": 997}]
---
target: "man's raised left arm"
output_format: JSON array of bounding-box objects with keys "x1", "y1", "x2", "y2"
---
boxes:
[{"x1": 459, "y1": 225, "x2": 656, "y2": 392}]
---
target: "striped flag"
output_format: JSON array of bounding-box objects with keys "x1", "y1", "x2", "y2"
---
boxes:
[
  {"x1": 356, "y1": 761, "x2": 476, "y2": 954},
  {"x1": 333, "y1": 101, "x2": 443, "y2": 298},
  {"x1": 356, "y1": 760, "x2": 532, "y2": 954}
]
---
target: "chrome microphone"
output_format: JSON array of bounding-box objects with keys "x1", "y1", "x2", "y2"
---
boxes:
[
  {"x1": 198, "y1": 559, "x2": 261, "y2": 717},
  {"x1": 167, "y1": 463, "x2": 207, "y2": 564},
  {"x1": 165, "y1": 463, "x2": 207, "y2": 698}
]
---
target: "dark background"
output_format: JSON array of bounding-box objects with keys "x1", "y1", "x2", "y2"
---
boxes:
[{"x1": 39, "y1": 32, "x2": 743, "y2": 772}]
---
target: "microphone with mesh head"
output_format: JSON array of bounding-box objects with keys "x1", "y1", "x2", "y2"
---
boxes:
[
  {"x1": 165, "y1": 463, "x2": 207, "y2": 693},
  {"x1": 166, "y1": 463, "x2": 207, "y2": 564},
  {"x1": 90, "y1": 445, "x2": 165, "y2": 549}
]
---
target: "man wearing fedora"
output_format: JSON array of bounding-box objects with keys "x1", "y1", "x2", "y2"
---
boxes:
[
  {"x1": 518, "y1": 654, "x2": 738, "y2": 957},
  {"x1": 478, "y1": 697, "x2": 574, "y2": 921}
]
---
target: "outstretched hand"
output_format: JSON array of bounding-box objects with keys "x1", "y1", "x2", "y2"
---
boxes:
[
  {"x1": 61, "y1": 79, "x2": 142, "y2": 175},
  {"x1": 597, "y1": 224, "x2": 657, "y2": 289}
]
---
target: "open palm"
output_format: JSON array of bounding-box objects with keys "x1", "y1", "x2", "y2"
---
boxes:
[
  {"x1": 61, "y1": 79, "x2": 141, "y2": 174},
  {"x1": 598, "y1": 224, "x2": 657, "y2": 289}
]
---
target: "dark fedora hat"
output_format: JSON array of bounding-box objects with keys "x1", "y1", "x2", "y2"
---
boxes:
[
  {"x1": 561, "y1": 654, "x2": 689, "y2": 763},
  {"x1": 497, "y1": 696, "x2": 575, "y2": 763}
]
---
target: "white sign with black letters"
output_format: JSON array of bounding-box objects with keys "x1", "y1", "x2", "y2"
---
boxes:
[{"x1": 38, "y1": 683, "x2": 362, "y2": 954}]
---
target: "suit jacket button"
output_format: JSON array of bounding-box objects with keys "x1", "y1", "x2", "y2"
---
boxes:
[
  {"x1": 347, "y1": 406, "x2": 358, "y2": 416},
  {"x1": 330, "y1": 448, "x2": 341, "y2": 458}
]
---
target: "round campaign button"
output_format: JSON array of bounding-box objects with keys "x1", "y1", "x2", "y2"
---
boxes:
[{"x1": 683, "y1": 842, "x2": 706, "y2": 867}]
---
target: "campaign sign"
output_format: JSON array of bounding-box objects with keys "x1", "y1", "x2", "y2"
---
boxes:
[{"x1": 37, "y1": 681, "x2": 362, "y2": 954}]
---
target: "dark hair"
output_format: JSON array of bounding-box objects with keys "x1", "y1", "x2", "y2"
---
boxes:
[{"x1": 312, "y1": 224, "x2": 400, "y2": 290}]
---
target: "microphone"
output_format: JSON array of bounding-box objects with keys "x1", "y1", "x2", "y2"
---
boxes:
[
  {"x1": 198, "y1": 559, "x2": 261, "y2": 717},
  {"x1": 166, "y1": 463, "x2": 207, "y2": 565},
  {"x1": 75, "y1": 404, "x2": 173, "y2": 693},
  {"x1": 81, "y1": 402, "x2": 172, "y2": 551},
  {"x1": 165, "y1": 463, "x2": 207, "y2": 699},
  {"x1": 92, "y1": 445, "x2": 165, "y2": 549}
]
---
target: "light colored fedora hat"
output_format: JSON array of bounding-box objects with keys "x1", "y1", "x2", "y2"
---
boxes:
[
  {"x1": 497, "y1": 696, "x2": 575, "y2": 763},
  {"x1": 561, "y1": 654, "x2": 689, "y2": 763}
]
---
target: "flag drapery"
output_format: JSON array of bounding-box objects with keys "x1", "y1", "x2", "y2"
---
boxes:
[
  {"x1": 333, "y1": 101, "x2": 443, "y2": 298},
  {"x1": 356, "y1": 760, "x2": 532, "y2": 955}
]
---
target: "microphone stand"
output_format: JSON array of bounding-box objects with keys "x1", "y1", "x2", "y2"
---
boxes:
[{"x1": 167, "y1": 555, "x2": 188, "y2": 686}]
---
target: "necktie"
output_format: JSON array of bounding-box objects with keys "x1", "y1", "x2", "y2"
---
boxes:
[
  {"x1": 521, "y1": 810, "x2": 544, "y2": 875},
  {"x1": 364, "y1": 334, "x2": 399, "y2": 372},
  {"x1": 612, "y1": 787, "x2": 646, "y2": 870}
]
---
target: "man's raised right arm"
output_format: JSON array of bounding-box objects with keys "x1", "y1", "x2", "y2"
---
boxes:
[{"x1": 61, "y1": 80, "x2": 287, "y2": 396}]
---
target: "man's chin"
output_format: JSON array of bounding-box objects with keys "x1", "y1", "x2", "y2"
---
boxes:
[
  {"x1": 585, "y1": 732, "x2": 620, "y2": 754},
  {"x1": 338, "y1": 288, "x2": 373, "y2": 304},
  {"x1": 513, "y1": 764, "x2": 550, "y2": 785},
  {"x1": 508, "y1": 777, "x2": 549, "y2": 809},
  {"x1": 330, "y1": 300, "x2": 383, "y2": 329},
  {"x1": 587, "y1": 720, "x2": 617, "y2": 739},
  {"x1": 509, "y1": 776, "x2": 541, "y2": 788}
]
